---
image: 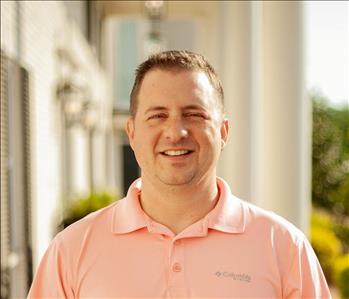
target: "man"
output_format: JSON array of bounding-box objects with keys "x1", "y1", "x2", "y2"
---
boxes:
[{"x1": 28, "y1": 50, "x2": 331, "y2": 298}]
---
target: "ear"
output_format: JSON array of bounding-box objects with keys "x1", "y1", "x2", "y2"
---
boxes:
[
  {"x1": 220, "y1": 118, "x2": 229, "y2": 150},
  {"x1": 125, "y1": 117, "x2": 135, "y2": 149}
]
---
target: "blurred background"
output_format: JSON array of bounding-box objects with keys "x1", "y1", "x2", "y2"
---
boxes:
[{"x1": 0, "y1": 1, "x2": 348, "y2": 298}]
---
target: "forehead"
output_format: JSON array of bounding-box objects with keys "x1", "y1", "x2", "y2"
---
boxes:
[{"x1": 137, "y1": 69, "x2": 216, "y2": 110}]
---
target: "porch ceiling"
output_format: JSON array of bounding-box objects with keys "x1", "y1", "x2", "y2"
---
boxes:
[{"x1": 96, "y1": 1, "x2": 218, "y2": 19}]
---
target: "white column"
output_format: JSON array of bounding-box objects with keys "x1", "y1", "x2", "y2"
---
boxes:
[
  {"x1": 255, "y1": 1, "x2": 310, "y2": 233},
  {"x1": 217, "y1": 1, "x2": 253, "y2": 201}
]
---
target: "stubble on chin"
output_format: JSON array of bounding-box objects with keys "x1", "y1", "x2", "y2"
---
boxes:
[{"x1": 156, "y1": 171, "x2": 196, "y2": 187}]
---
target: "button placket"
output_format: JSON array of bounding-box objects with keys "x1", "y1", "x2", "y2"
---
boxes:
[
  {"x1": 172, "y1": 262, "x2": 182, "y2": 272},
  {"x1": 168, "y1": 238, "x2": 187, "y2": 293}
]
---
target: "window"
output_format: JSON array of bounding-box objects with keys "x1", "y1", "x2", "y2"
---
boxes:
[{"x1": 0, "y1": 50, "x2": 32, "y2": 298}]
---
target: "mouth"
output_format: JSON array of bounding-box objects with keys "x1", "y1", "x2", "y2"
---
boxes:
[{"x1": 160, "y1": 150, "x2": 194, "y2": 157}]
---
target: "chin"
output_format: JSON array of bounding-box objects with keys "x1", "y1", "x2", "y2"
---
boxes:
[{"x1": 158, "y1": 173, "x2": 196, "y2": 186}]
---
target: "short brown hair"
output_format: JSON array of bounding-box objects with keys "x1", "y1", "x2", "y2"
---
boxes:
[{"x1": 129, "y1": 50, "x2": 224, "y2": 117}]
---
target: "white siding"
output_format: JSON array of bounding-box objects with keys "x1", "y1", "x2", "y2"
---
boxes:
[{"x1": 1, "y1": 1, "x2": 109, "y2": 271}]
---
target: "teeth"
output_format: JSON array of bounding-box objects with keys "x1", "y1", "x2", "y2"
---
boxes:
[{"x1": 164, "y1": 150, "x2": 190, "y2": 156}]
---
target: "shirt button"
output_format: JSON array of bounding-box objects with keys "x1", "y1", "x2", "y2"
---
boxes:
[{"x1": 172, "y1": 262, "x2": 182, "y2": 272}]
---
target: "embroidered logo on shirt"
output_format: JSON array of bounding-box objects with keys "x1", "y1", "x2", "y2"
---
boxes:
[{"x1": 214, "y1": 271, "x2": 251, "y2": 283}]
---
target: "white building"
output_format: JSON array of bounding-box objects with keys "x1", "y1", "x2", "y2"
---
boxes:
[
  {"x1": 1, "y1": 1, "x2": 310, "y2": 298},
  {"x1": 1, "y1": 1, "x2": 111, "y2": 297}
]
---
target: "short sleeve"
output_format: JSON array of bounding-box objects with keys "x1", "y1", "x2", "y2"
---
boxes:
[
  {"x1": 27, "y1": 238, "x2": 75, "y2": 299},
  {"x1": 283, "y1": 236, "x2": 332, "y2": 299}
]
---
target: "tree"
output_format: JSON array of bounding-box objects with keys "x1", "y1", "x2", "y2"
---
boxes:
[{"x1": 312, "y1": 94, "x2": 349, "y2": 216}]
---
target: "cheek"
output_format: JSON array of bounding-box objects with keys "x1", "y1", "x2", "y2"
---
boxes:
[
  {"x1": 204, "y1": 128, "x2": 224, "y2": 155},
  {"x1": 133, "y1": 128, "x2": 159, "y2": 152},
  {"x1": 202, "y1": 125, "x2": 222, "y2": 143}
]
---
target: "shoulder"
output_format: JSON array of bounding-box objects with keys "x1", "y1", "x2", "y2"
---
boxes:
[
  {"x1": 239, "y1": 198, "x2": 307, "y2": 247},
  {"x1": 54, "y1": 200, "x2": 120, "y2": 250},
  {"x1": 237, "y1": 199, "x2": 314, "y2": 279}
]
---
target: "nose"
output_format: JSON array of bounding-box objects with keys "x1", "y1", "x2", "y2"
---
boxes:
[{"x1": 164, "y1": 117, "x2": 189, "y2": 143}]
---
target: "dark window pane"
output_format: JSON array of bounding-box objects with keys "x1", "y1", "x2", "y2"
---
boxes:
[{"x1": 122, "y1": 144, "x2": 139, "y2": 196}]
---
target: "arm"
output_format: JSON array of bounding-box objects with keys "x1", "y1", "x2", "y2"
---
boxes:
[
  {"x1": 283, "y1": 237, "x2": 332, "y2": 299},
  {"x1": 27, "y1": 238, "x2": 74, "y2": 299}
]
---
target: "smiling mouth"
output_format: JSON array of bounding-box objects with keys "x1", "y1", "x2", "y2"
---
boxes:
[{"x1": 161, "y1": 150, "x2": 194, "y2": 156}]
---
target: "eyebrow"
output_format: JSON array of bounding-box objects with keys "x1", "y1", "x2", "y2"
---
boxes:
[
  {"x1": 144, "y1": 106, "x2": 167, "y2": 114},
  {"x1": 183, "y1": 104, "x2": 206, "y2": 111},
  {"x1": 144, "y1": 104, "x2": 206, "y2": 114}
]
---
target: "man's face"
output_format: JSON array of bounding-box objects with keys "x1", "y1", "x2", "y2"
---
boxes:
[{"x1": 126, "y1": 69, "x2": 229, "y2": 187}]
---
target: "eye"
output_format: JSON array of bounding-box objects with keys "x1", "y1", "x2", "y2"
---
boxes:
[
  {"x1": 147, "y1": 113, "x2": 167, "y2": 120},
  {"x1": 185, "y1": 112, "x2": 207, "y2": 119}
]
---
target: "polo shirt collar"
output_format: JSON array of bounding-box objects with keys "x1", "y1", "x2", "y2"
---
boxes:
[
  {"x1": 111, "y1": 177, "x2": 246, "y2": 235},
  {"x1": 205, "y1": 177, "x2": 246, "y2": 234},
  {"x1": 111, "y1": 179, "x2": 149, "y2": 234}
]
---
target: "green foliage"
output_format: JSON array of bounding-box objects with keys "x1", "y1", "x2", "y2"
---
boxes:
[
  {"x1": 312, "y1": 94, "x2": 349, "y2": 216},
  {"x1": 330, "y1": 175, "x2": 349, "y2": 216},
  {"x1": 333, "y1": 218, "x2": 349, "y2": 253},
  {"x1": 327, "y1": 105, "x2": 349, "y2": 160},
  {"x1": 311, "y1": 94, "x2": 349, "y2": 294},
  {"x1": 333, "y1": 254, "x2": 349, "y2": 299},
  {"x1": 310, "y1": 211, "x2": 341, "y2": 284},
  {"x1": 59, "y1": 192, "x2": 119, "y2": 230},
  {"x1": 311, "y1": 208, "x2": 333, "y2": 230}
]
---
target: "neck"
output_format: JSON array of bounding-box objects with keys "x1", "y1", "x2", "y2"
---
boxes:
[{"x1": 139, "y1": 175, "x2": 219, "y2": 235}]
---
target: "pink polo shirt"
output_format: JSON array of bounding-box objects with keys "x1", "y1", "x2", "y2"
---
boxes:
[{"x1": 28, "y1": 178, "x2": 331, "y2": 298}]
